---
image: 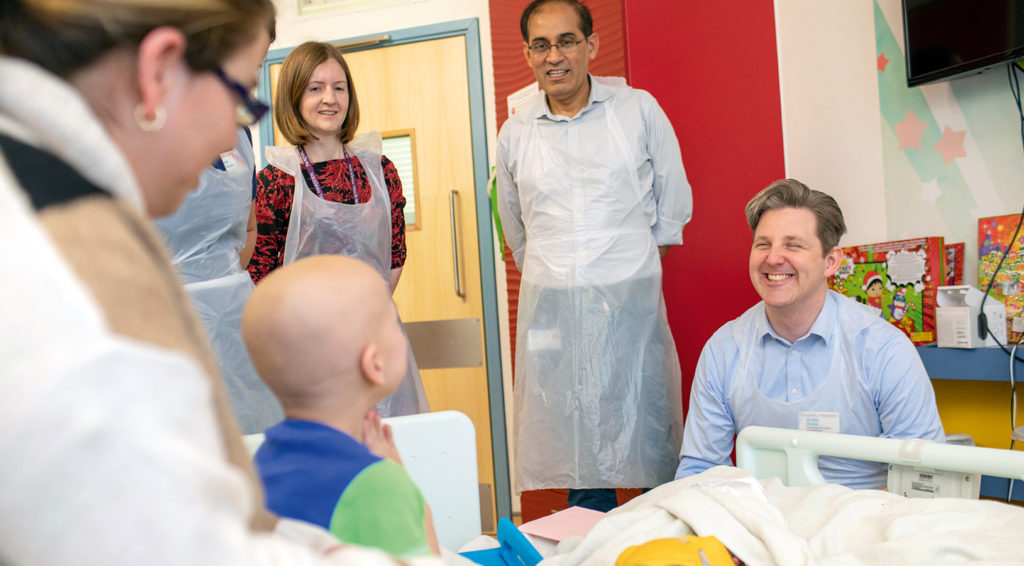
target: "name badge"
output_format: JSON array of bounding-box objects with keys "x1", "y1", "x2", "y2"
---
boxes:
[
  {"x1": 219, "y1": 149, "x2": 242, "y2": 171},
  {"x1": 799, "y1": 411, "x2": 840, "y2": 433}
]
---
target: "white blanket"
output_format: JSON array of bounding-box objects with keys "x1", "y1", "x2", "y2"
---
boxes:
[{"x1": 541, "y1": 467, "x2": 1024, "y2": 566}]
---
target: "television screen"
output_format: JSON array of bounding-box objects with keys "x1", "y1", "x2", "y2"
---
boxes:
[{"x1": 903, "y1": 0, "x2": 1024, "y2": 87}]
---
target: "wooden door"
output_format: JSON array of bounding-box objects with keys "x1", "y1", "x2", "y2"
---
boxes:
[{"x1": 266, "y1": 35, "x2": 497, "y2": 531}]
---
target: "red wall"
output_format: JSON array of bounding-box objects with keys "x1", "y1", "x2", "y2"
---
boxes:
[{"x1": 624, "y1": 1, "x2": 785, "y2": 414}]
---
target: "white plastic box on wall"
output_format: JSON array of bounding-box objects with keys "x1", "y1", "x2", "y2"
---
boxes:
[{"x1": 936, "y1": 285, "x2": 1007, "y2": 348}]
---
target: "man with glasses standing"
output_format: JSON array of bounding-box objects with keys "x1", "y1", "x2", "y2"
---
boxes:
[{"x1": 496, "y1": 0, "x2": 693, "y2": 512}]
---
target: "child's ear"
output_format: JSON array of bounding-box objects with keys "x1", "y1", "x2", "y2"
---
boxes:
[{"x1": 359, "y1": 343, "x2": 386, "y2": 387}]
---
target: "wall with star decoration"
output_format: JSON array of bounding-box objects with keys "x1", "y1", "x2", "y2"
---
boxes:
[{"x1": 776, "y1": 0, "x2": 1024, "y2": 289}]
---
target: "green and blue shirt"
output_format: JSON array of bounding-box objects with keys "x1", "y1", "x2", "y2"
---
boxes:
[{"x1": 255, "y1": 419, "x2": 431, "y2": 558}]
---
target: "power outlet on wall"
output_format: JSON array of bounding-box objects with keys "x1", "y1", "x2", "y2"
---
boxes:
[{"x1": 1013, "y1": 317, "x2": 1024, "y2": 333}]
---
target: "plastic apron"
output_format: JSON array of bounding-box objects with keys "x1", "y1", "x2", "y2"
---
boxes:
[
  {"x1": 264, "y1": 132, "x2": 429, "y2": 418},
  {"x1": 728, "y1": 299, "x2": 886, "y2": 489},
  {"x1": 155, "y1": 128, "x2": 283, "y2": 433},
  {"x1": 512, "y1": 89, "x2": 684, "y2": 490}
]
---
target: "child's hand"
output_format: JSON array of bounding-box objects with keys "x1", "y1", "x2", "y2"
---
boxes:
[{"x1": 362, "y1": 410, "x2": 403, "y2": 465}]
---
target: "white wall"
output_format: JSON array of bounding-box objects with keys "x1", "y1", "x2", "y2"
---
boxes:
[{"x1": 774, "y1": 0, "x2": 887, "y2": 249}]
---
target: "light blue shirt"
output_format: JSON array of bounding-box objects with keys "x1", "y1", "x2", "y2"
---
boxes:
[{"x1": 677, "y1": 290, "x2": 945, "y2": 489}]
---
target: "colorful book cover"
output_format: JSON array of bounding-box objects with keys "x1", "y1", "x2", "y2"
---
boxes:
[
  {"x1": 829, "y1": 237, "x2": 944, "y2": 345},
  {"x1": 978, "y1": 214, "x2": 1023, "y2": 343},
  {"x1": 944, "y1": 242, "x2": 965, "y2": 286}
]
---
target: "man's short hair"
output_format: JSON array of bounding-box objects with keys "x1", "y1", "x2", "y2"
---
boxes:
[
  {"x1": 744, "y1": 178, "x2": 847, "y2": 254},
  {"x1": 520, "y1": 0, "x2": 594, "y2": 42},
  {"x1": 274, "y1": 41, "x2": 360, "y2": 146}
]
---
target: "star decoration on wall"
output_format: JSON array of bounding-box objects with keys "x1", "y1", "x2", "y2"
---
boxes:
[
  {"x1": 894, "y1": 110, "x2": 927, "y2": 150},
  {"x1": 877, "y1": 52, "x2": 889, "y2": 72},
  {"x1": 934, "y1": 126, "x2": 967, "y2": 165}
]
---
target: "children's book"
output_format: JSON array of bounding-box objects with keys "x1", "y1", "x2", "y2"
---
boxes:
[
  {"x1": 978, "y1": 214, "x2": 1023, "y2": 343},
  {"x1": 944, "y1": 242, "x2": 965, "y2": 286},
  {"x1": 829, "y1": 237, "x2": 944, "y2": 345}
]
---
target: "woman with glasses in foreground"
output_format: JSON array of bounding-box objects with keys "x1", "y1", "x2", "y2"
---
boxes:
[
  {"x1": 248, "y1": 41, "x2": 429, "y2": 418},
  {"x1": 0, "y1": 1, "x2": 412, "y2": 564}
]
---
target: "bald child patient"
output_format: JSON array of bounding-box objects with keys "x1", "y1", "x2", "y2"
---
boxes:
[{"x1": 242, "y1": 255, "x2": 439, "y2": 558}]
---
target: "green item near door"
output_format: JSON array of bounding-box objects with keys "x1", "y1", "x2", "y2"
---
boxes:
[{"x1": 488, "y1": 166, "x2": 505, "y2": 261}]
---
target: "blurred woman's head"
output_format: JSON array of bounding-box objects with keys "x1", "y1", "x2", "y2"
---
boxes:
[
  {"x1": 0, "y1": 0, "x2": 276, "y2": 217},
  {"x1": 274, "y1": 41, "x2": 361, "y2": 147}
]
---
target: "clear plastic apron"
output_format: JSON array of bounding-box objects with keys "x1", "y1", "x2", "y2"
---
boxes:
[
  {"x1": 156, "y1": 128, "x2": 283, "y2": 433},
  {"x1": 512, "y1": 86, "x2": 683, "y2": 490},
  {"x1": 265, "y1": 132, "x2": 428, "y2": 417},
  {"x1": 729, "y1": 297, "x2": 886, "y2": 488}
]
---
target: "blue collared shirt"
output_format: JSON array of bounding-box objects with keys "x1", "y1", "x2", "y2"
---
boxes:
[
  {"x1": 677, "y1": 291, "x2": 945, "y2": 487},
  {"x1": 747, "y1": 292, "x2": 836, "y2": 402}
]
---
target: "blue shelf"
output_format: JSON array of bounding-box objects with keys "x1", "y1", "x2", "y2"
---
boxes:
[
  {"x1": 916, "y1": 345, "x2": 1023, "y2": 381},
  {"x1": 981, "y1": 476, "x2": 1024, "y2": 502}
]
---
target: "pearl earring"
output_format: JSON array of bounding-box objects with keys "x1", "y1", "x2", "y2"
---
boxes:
[{"x1": 134, "y1": 104, "x2": 167, "y2": 132}]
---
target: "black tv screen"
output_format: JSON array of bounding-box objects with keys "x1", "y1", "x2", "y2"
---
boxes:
[{"x1": 903, "y1": 0, "x2": 1024, "y2": 87}]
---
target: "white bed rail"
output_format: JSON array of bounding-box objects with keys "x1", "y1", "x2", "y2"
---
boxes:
[{"x1": 736, "y1": 426, "x2": 1024, "y2": 495}]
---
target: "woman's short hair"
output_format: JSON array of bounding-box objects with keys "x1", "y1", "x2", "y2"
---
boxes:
[
  {"x1": 274, "y1": 41, "x2": 360, "y2": 147},
  {"x1": 0, "y1": 0, "x2": 275, "y2": 78},
  {"x1": 744, "y1": 178, "x2": 847, "y2": 254}
]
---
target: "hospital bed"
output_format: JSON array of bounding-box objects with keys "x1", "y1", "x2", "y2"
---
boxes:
[
  {"x1": 533, "y1": 427, "x2": 1024, "y2": 566},
  {"x1": 244, "y1": 410, "x2": 482, "y2": 551}
]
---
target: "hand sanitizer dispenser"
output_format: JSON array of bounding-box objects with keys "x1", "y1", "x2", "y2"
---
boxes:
[{"x1": 936, "y1": 285, "x2": 1007, "y2": 348}]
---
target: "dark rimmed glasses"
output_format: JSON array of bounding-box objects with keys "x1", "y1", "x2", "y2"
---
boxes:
[
  {"x1": 214, "y1": 68, "x2": 270, "y2": 126},
  {"x1": 527, "y1": 37, "x2": 586, "y2": 55}
]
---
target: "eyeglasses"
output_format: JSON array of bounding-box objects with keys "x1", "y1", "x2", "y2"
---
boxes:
[
  {"x1": 527, "y1": 37, "x2": 586, "y2": 55},
  {"x1": 214, "y1": 68, "x2": 270, "y2": 126}
]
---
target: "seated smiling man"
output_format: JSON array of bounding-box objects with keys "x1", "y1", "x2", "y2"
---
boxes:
[{"x1": 676, "y1": 178, "x2": 944, "y2": 489}]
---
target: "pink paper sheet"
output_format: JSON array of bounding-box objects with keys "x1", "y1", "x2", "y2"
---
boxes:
[{"x1": 518, "y1": 506, "x2": 607, "y2": 542}]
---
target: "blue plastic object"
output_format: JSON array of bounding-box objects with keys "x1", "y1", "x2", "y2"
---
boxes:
[{"x1": 460, "y1": 517, "x2": 543, "y2": 566}]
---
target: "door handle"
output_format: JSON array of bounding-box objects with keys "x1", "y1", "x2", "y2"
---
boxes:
[{"x1": 449, "y1": 189, "x2": 465, "y2": 298}]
